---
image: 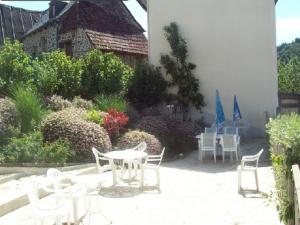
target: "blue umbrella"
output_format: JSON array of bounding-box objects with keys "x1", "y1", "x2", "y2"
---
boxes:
[
  {"x1": 233, "y1": 95, "x2": 242, "y2": 127},
  {"x1": 215, "y1": 90, "x2": 225, "y2": 134}
]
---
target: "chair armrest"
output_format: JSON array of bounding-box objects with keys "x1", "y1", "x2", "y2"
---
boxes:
[{"x1": 241, "y1": 155, "x2": 258, "y2": 162}]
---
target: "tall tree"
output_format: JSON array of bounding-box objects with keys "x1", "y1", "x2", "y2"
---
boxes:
[{"x1": 160, "y1": 22, "x2": 204, "y2": 120}]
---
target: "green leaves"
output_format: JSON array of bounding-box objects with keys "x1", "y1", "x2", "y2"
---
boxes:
[
  {"x1": 81, "y1": 50, "x2": 133, "y2": 98},
  {"x1": 10, "y1": 86, "x2": 44, "y2": 134},
  {"x1": 160, "y1": 22, "x2": 205, "y2": 113},
  {"x1": 0, "y1": 39, "x2": 33, "y2": 94},
  {"x1": 267, "y1": 113, "x2": 300, "y2": 223},
  {"x1": 278, "y1": 58, "x2": 300, "y2": 94},
  {"x1": 127, "y1": 63, "x2": 167, "y2": 109}
]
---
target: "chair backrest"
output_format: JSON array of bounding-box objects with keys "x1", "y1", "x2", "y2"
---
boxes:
[
  {"x1": 25, "y1": 181, "x2": 40, "y2": 210},
  {"x1": 220, "y1": 135, "x2": 237, "y2": 149},
  {"x1": 132, "y1": 142, "x2": 147, "y2": 152},
  {"x1": 146, "y1": 147, "x2": 166, "y2": 166},
  {"x1": 92, "y1": 147, "x2": 110, "y2": 174},
  {"x1": 224, "y1": 127, "x2": 238, "y2": 135},
  {"x1": 205, "y1": 127, "x2": 217, "y2": 134},
  {"x1": 47, "y1": 168, "x2": 65, "y2": 191},
  {"x1": 200, "y1": 133, "x2": 216, "y2": 149},
  {"x1": 255, "y1": 149, "x2": 264, "y2": 167}
]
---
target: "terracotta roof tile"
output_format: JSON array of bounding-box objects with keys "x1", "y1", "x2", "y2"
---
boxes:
[{"x1": 85, "y1": 29, "x2": 148, "y2": 55}]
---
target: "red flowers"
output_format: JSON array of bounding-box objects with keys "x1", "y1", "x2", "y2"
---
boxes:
[{"x1": 103, "y1": 109, "x2": 128, "y2": 137}]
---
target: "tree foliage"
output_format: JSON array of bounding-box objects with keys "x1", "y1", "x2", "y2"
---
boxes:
[
  {"x1": 81, "y1": 50, "x2": 133, "y2": 98},
  {"x1": 278, "y1": 58, "x2": 300, "y2": 94},
  {"x1": 277, "y1": 38, "x2": 300, "y2": 64},
  {"x1": 160, "y1": 22, "x2": 204, "y2": 115},
  {"x1": 0, "y1": 40, "x2": 34, "y2": 94},
  {"x1": 127, "y1": 63, "x2": 167, "y2": 109}
]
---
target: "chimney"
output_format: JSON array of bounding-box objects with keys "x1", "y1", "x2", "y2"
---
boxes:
[{"x1": 49, "y1": 0, "x2": 57, "y2": 19}]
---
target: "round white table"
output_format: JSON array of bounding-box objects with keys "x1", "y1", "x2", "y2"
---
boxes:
[{"x1": 104, "y1": 150, "x2": 148, "y2": 186}]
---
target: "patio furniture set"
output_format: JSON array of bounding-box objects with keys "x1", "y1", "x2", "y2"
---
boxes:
[
  {"x1": 25, "y1": 142, "x2": 165, "y2": 225},
  {"x1": 197, "y1": 126, "x2": 264, "y2": 193},
  {"x1": 196, "y1": 126, "x2": 241, "y2": 163}
]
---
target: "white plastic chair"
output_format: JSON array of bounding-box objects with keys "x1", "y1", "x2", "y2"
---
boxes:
[
  {"x1": 46, "y1": 168, "x2": 87, "y2": 225},
  {"x1": 205, "y1": 127, "x2": 217, "y2": 134},
  {"x1": 122, "y1": 142, "x2": 147, "y2": 179},
  {"x1": 224, "y1": 127, "x2": 240, "y2": 145},
  {"x1": 26, "y1": 181, "x2": 70, "y2": 225},
  {"x1": 198, "y1": 133, "x2": 217, "y2": 163},
  {"x1": 220, "y1": 134, "x2": 238, "y2": 163},
  {"x1": 92, "y1": 147, "x2": 112, "y2": 174},
  {"x1": 141, "y1": 147, "x2": 165, "y2": 189},
  {"x1": 238, "y1": 149, "x2": 264, "y2": 192}
]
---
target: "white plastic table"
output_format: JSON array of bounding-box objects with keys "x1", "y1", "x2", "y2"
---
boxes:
[{"x1": 104, "y1": 150, "x2": 148, "y2": 186}]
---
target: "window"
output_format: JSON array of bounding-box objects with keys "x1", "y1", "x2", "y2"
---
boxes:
[{"x1": 59, "y1": 41, "x2": 73, "y2": 57}]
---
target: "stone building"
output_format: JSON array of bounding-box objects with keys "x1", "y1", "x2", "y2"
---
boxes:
[
  {"x1": 21, "y1": 0, "x2": 148, "y2": 64},
  {"x1": 0, "y1": 4, "x2": 42, "y2": 45}
]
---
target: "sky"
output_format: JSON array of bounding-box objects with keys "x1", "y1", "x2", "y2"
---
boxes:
[{"x1": 0, "y1": 0, "x2": 299, "y2": 46}]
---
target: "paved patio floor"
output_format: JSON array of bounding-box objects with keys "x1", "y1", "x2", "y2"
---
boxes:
[{"x1": 0, "y1": 140, "x2": 282, "y2": 225}]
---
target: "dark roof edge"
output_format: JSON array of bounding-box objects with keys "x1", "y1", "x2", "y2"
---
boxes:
[{"x1": 120, "y1": 0, "x2": 145, "y2": 32}]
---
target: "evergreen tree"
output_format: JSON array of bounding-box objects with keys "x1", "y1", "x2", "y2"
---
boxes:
[{"x1": 160, "y1": 22, "x2": 204, "y2": 119}]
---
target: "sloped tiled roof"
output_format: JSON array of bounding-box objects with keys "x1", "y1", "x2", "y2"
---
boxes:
[
  {"x1": 0, "y1": 4, "x2": 42, "y2": 45},
  {"x1": 85, "y1": 29, "x2": 148, "y2": 55}
]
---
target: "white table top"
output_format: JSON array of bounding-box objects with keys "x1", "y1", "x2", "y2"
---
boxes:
[{"x1": 104, "y1": 150, "x2": 148, "y2": 160}]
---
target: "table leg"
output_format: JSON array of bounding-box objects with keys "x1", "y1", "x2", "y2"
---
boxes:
[
  {"x1": 110, "y1": 159, "x2": 117, "y2": 186},
  {"x1": 128, "y1": 161, "x2": 132, "y2": 181},
  {"x1": 73, "y1": 198, "x2": 78, "y2": 225}
]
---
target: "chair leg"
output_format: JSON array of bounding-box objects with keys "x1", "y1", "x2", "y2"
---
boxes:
[
  {"x1": 238, "y1": 167, "x2": 242, "y2": 193},
  {"x1": 222, "y1": 151, "x2": 225, "y2": 163},
  {"x1": 255, "y1": 170, "x2": 259, "y2": 191},
  {"x1": 140, "y1": 166, "x2": 144, "y2": 188},
  {"x1": 214, "y1": 150, "x2": 216, "y2": 163},
  {"x1": 156, "y1": 168, "x2": 160, "y2": 188},
  {"x1": 235, "y1": 151, "x2": 238, "y2": 163}
]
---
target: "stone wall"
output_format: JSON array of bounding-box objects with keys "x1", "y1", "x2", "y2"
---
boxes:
[{"x1": 23, "y1": 25, "x2": 58, "y2": 55}]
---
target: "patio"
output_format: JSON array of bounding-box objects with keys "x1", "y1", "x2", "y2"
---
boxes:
[{"x1": 0, "y1": 139, "x2": 282, "y2": 225}]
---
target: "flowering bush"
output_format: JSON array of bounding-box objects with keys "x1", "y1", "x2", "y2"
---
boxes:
[
  {"x1": 42, "y1": 108, "x2": 111, "y2": 158},
  {"x1": 85, "y1": 109, "x2": 107, "y2": 124},
  {"x1": 136, "y1": 116, "x2": 168, "y2": 137},
  {"x1": 72, "y1": 96, "x2": 93, "y2": 110},
  {"x1": 103, "y1": 109, "x2": 128, "y2": 137},
  {"x1": 117, "y1": 130, "x2": 162, "y2": 155},
  {"x1": 46, "y1": 95, "x2": 72, "y2": 111}
]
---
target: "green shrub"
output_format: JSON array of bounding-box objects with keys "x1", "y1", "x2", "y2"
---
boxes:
[
  {"x1": 72, "y1": 96, "x2": 93, "y2": 110},
  {"x1": 85, "y1": 109, "x2": 106, "y2": 124},
  {"x1": 94, "y1": 95, "x2": 128, "y2": 112},
  {"x1": 267, "y1": 113, "x2": 300, "y2": 223},
  {"x1": 30, "y1": 60, "x2": 58, "y2": 97},
  {"x1": 4, "y1": 132, "x2": 71, "y2": 164},
  {"x1": 10, "y1": 86, "x2": 44, "y2": 133},
  {"x1": 136, "y1": 116, "x2": 168, "y2": 137},
  {"x1": 39, "y1": 51, "x2": 82, "y2": 98},
  {"x1": 278, "y1": 58, "x2": 300, "y2": 94},
  {"x1": 46, "y1": 95, "x2": 72, "y2": 111},
  {"x1": 0, "y1": 126, "x2": 20, "y2": 147},
  {"x1": 127, "y1": 63, "x2": 167, "y2": 109},
  {"x1": 41, "y1": 139, "x2": 72, "y2": 164},
  {"x1": 81, "y1": 50, "x2": 133, "y2": 98},
  {"x1": 0, "y1": 97, "x2": 18, "y2": 131},
  {"x1": 162, "y1": 116, "x2": 202, "y2": 155},
  {"x1": 41, "y1": 108, "x2": 112, "y2": 158},
  {"x1": 117, "y1": 130, "x2": 162, "y2": 155},
  {"x1": 0, "y1": 40, "x2": 34, "y2": 94}
]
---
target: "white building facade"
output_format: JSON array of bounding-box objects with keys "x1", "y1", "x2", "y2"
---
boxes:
[{"x1": 147, "y1": 0, "x2": 278, "y2": 137}]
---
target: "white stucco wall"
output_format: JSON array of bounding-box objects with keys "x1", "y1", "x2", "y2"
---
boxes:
[{"x1": 148, "y1": 0, "x2": 278, "y2": 137}]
